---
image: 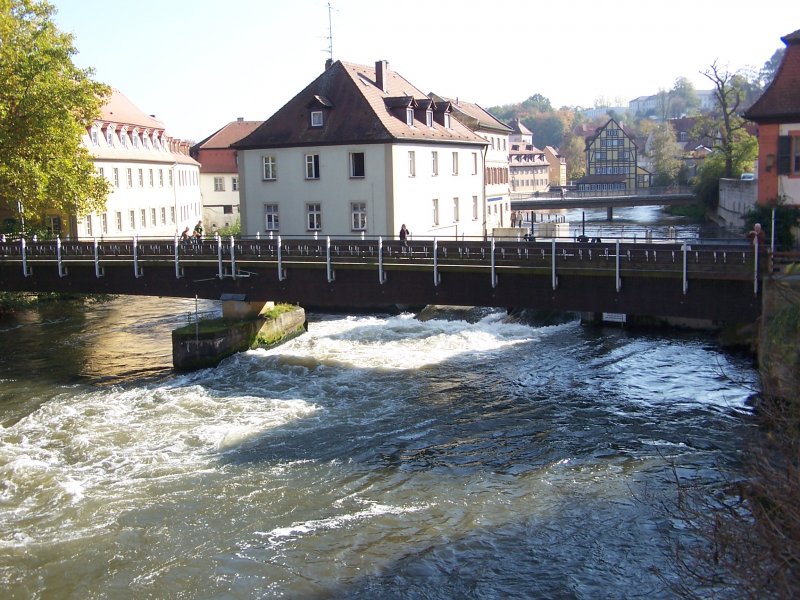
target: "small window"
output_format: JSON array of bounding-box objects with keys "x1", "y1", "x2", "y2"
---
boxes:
[
  {"x1": 113, "y1": 168, "x2": 119, "y2": 188},
  {"x1": 231, "y1": 177, "x2": 238, "y2": 191},
  {"x1": 350, "y1": 152, "x2": 365, "y2": 178},
  {"x1": 126, "y1": 168, "x2": 133, "y2": 187},
  {"x1": 426, "y1": 110, "x2": 433, "y2": 127},
  {"x1": 452, "y1": 152, "x2": 459, "y2": 175},
  {"x1": 159, "y1": 169, "x2": 164, "y2": 187},
  {"x1": 265, "y1": 204, "x2": 279, "y2": 230},
  {"x1": 214, "y1": 176, "x2": 225, "y2": 191},
  {"x1": 223, "y1": 205, "x2": 233, "y2": 214},
  {"x1": 452, "y1": 197, "x2": 459, "y2": 222},
  {"x1": 138, "y1": 169, "x2": 144, "y2": 187},
  {"x1": 107, "y1": 129, "x2": 114, "y2": 146},
  {"x1": 91, "y1": 128, "x2": 99, "y2": 146},
  {"x1": 307, "y1": 203, "x2": 321, "y2": 230},
  {"x1": 140, "y1": 209, "x2": 146, "y2": 228},
  {"x1": 432, "y1": 198, "x2": 439, "y2": 226},
  {"x1": 351, "y1": 202, "x2": 367, "y2": 230},
  {"x1": 263, "y1": 156, "x2": 277, "y2": 180},
  {"x1": 101, "y1": 213, "x2": 108, "y2": 234},
  {"x1": 150, "y1": 208, "x2": 156, "y2": 226},
  {"x1": 115, "y1": 211, "x2": 122, "y2": 231},
  {"x1": 406, "y1": 107, "x2": 414, "y2": 126},
  {"x1": 98, "y1": 167, "x2": 105, "y2": 179},
  {"x1": 472, "y1": 196, "x2": 478, "y2": 220},
  {"x1": 128, "y1": 210, "x2": 135, "y2": 229},
  {"x1": 85, "y1": 215, "x2": 92, "y2": 237},
  {"x1": 444, "y1": 113, "x2": 451, "y2": 129},
  {"x1": 408, "y1": 151, "x2": 416, "y2": 177},
  {"x1": 149, "y1": 169, "x2": 154, "y2": 187},
  {"x1": 161, "y1": 207, "x2": 166, "y2": 224},
  {"x1": 305, "y1": 154, "x2": 320, "y2": 179},
  {"x1": 311, "y1": 110, "x2": 323, "y2": 127},
  {"x1": 472, "y1": 152, "x2": 478, "y2": 175},
  {"x1": 170, "y1": 207, "x2": 175, "y2": 223},
  {"x1": 432, "y1": 151, "x2": 438, "y2": 176}
]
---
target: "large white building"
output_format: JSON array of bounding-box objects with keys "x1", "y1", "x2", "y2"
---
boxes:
[
  {"x1": 235, "y1": 60, "x2": 489, "y2": 240},
  {"x1": 75, "y1": 89, "x2": 201, "y2": 240}
]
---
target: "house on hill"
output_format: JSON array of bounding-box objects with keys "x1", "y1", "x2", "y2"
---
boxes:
[
  {"x1": 191, "y1": 118, "x2": 262, "y2": 233},
  {"x1": 744, "y1": 28, "x2": 800, "y2": 208},
  {"x1": 508, "y1": 118, "x2": 550, "y2": 196},
  {"x1": 234, "y1": 60, "x2": 489, "y2": 240}
]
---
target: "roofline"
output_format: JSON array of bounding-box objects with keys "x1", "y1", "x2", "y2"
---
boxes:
[{"x1": 234, "y1": 138, "x2": 489, "y2": 151}]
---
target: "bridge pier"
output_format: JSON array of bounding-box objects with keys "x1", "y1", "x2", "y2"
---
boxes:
[
  {"x1": 606, "y1": 206, "x2": 613, "y2": 221},
  {"x1": 222, "y1": 297, "x2": 276, "y2": 320}
]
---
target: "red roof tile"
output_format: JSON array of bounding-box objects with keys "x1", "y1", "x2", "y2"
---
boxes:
[{"x1": 745, "y1": 29, "x2": 800, "y2": 122}]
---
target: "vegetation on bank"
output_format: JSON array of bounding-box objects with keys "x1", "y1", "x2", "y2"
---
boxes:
[{"x1": 0, "y1": 291, "x2": 114, "y2": 314}]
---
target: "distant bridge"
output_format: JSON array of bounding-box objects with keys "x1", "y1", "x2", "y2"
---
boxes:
[
  {"x1": 511, "y1": 186, "x2": 697, "y2": 218},
  {"x1": 0, "y1": 235, "x2": 764, "y2": 323}
]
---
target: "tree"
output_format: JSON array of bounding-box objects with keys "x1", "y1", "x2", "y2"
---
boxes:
[
  {"x1": 649, "y1": 123, "x2": 682, "y2": 185},
  {"x1": 669, "y1": 77, "x2": 700, "y2": 118},
  {"x1": 759, "y1": 47, "x2": 785, "y2": 88},
  {"x1": 521, "y1": 93, "x2": 552, "y2": 113},
  {"x1": 0, "y1": 0, "x2": 109, "y2": 228},
  {"x1": 529, "y1": 113, "x2": 565, "y2": 149},
  {"x1": 559, "y1": 133, "x2": 586, "y2": 181},
  {"x1": 694, "y1": 61, "x2": 758, "y2": 180}
]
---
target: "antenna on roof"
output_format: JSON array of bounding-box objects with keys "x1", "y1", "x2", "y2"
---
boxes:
[{"x1": 324, "y1": 2, "x2": 338, "y2": 62}]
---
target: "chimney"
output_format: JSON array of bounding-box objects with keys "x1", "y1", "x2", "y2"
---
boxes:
[
  {"x1": 237, "y1": 117, "x2": 243, "y2": 122},
  {"x1": 325, "y1": 58, "x2": 333, "y2": 70},
  {"x1": 375, "y1": 60, "x2": 388, "y2": 93}
]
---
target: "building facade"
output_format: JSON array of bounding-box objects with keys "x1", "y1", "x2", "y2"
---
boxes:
[
  {"x1": 191, "y1": 118, "x2": 262, "y2": 233},
  {"x1": 578, "y1": 119, "x2": 640, "y2": 191},
  {"x1": 75, "y1": 89, "x2": 201, "y2": 240},
  {"x1": 543, "y1": 145, "x2": 567, "y2": 188},
  {"x1": 432, "y1": 95, "x2": 512, "y2": 230},
  {"x1": 235, "y1": 60, "x2": 488, "y2": 240},
  {"x1": 508, "y1": 118, "x2": 550, "y2": 196},
  {"x1": 744, "y1": 28, "x2": 800, "y2": 208}
]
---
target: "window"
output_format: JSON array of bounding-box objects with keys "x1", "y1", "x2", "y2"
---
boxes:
[
  {"x1": 127, "y1": 168, "x2": 133, "y2": 187},
  {"x1": 350, "y1": 152, "x2": 365, "y2": 178},
  {"x1": 120, "y1": 133, "x2": 127, "y2": 148},
  {"x1": 408, "y1": 151, "x2": 416, "y2": 177},
  {"x1": 149, "y1": 169, "x2": 154, "y2": 187},
  {"x1": 138, "y1": 169, "x2": 144, "y2": 187},
  {"x1": 128, "y1": 210, "x2": 135, "y2": 229},
  {"x1": 472, "y1": 196, "x2": 478, "y2": 220},
  {"x1": 305, "y1": 154, "x2": 320, "y2": 179},
  {"x1": 452, "y1": 197, "x2": 459, "y2": 222},
  {"x1": 231, "y1": 177, "x2": 238, "y2": 191},
  {"x1": 311, "y1": 110, "x2": 323, "y2": 127},
  {"x1": 107, "y1": 129, "x2": 114, "y2": 146},
  {"x1": 115, "y1": 212, "x2": 122, "y2": 231},
  {"x1": 265, "y1": 204, "x2": 279, "y2": 230},
  {"x1": 406, "y1": 107, "x2": 414, "y2": 126},
  {"x1": 223, "y1": 205, "x2": 233, "y2": 214},
  {"x1": 214, "y1": 176, "x2": 225, "y2": 191},
  {"x1": 432, "y1": 151, "x2": 438, "y2": 176},
  {"x1": 263, "y1": 156, "x2": 277, "y2": 180},
  {"x1": 426, "y1": 109, "x2": 433, "y2": 127},
  {"x1": 170, "y1": 207, "x2": 175, "y2": 223},
  {"x1": 140, "y1": 209, "x2": 147, "y2": 228},
  {"x1": 472, "y1": 152, "x2": 478, "y2": 175},
  {"x1": 431, "y1": 198, "x2": 440, "y2": 226},
  {"x1": 444, "y1": 113, "x2": 451, "y2": 128},
  {"x1": 101, "y1": 213, "x2": 108, "y2": 234},
  {"x1": 132, "y1": 135, "x2": 139, "y2": 149},
  {"x1": 85, "y1": 215, "x2": 92, "y2": 237},
  {"x1": 91, "y1": 128, "x2": 99, "y2": 146},
  {"x1": 159, "y1": 169, "x2": 164, "y2": 187},
  {"x1": 452, "y1": 152, "x2": 459, "y2": 175},
  {"x1": 150, "y1": 208, "x2": 156, "y2": 226},
  {"x1": 307, "y1": 203, "x2": 321, "y2": 230},
  {"x1": 168, "y1": 171, "x2": 173, "y2": 187},
  {"x1": 351, "y1": 202, "x2": 367, "y2": 230},
  {"x1": 98, "y1": 167, "x2": 105, "y2": 179},
  {"x1": 161, "y1": 207, "x2": 166, "y2": 224}
]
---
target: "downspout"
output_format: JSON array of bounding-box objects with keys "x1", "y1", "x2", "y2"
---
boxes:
[{"x1": 482, "y1": 144, "x2": 488, "y2": 241}]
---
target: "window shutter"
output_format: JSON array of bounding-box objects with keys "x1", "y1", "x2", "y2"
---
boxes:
[{"x1": 777, "y1": 136, "x2": 791, "y2": 175}]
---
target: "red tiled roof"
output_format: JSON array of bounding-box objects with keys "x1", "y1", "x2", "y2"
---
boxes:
[
  {"x1": 745, "y1": 29, "x2": 800, "y2": 122},
  {"x1": 193, "y1": 119, "x2": 263, "y2": 150},
  {"x1": 429, "y1": 94, "x2": 512, "y2": 134},
  {"x1": 100, "y1": 89, "x2": 164, "y2": 130},
  {"x1": 235, "y1": 60, "x2": 487, "y2": 149}
]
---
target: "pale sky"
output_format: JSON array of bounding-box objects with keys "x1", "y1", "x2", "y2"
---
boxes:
[{"x1": 49, "y1": 0, "x2": 793, "y2": 142}]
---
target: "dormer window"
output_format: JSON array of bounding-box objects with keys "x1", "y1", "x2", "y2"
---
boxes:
[
  {"x1": 444, "y1": 112, "x2": 451, "y2": 129},
  {"x1": 311, "y1": 110, "x2": 324, "y2": 127},
  {"x1": 426, "y1": 109, "x2": 433, "y2": 127},
  {"x1": 406, "y1": 107, "x2": 414, "y2": 126}
]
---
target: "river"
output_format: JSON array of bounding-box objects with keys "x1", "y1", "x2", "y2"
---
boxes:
[
  {"x1": 0, "y1": 205, "x2": 758, "y2": 598},
  {"x1": 0, "y1": 286, "x2": 758, "y2": 598}
]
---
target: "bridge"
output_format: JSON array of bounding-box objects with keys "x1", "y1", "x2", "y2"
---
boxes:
[
  {"x1": 511, "y1": 186, "x2": 697, "y2": 219},
  {"x1": 0, "y1": 235, "x2": 764, "y2": 323}
]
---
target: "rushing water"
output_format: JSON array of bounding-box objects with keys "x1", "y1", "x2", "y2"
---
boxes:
[{"x1": 0, "y1": 292, "x2": 758, "y2": 599}]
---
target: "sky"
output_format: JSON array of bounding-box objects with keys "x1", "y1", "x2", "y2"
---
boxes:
[{"x1": 49, "y1": 0, "x2": 793, "y2": 142}]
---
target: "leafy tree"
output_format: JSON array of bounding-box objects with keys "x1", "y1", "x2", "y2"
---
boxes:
[
  {"x1": 648, "y1": 123, "x2": 682, "y2": 185},
  {"x1": 669, "y1": 76, "x2": 700, "y2": 118},
  {"x1": 521, "y1": 93, "x2": 552, "y2": 113},
  {"x1": 529, "y1": 113, "x2": 564, "y2": 149},
  {"x1": 0, "y1": 0, "x2": 109, "y2": 227},
  {"x1": 559, "y1": 133, "x2": 586, "y2": 181}
]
